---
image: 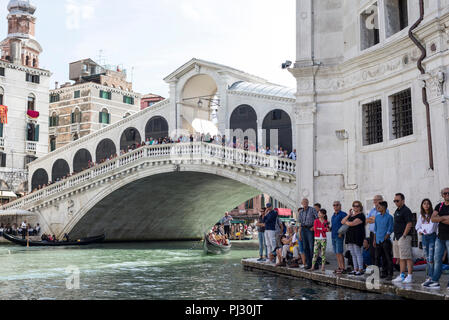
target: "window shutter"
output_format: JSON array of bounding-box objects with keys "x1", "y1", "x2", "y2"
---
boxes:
[
  {"x1": 107, "y1": 113, "x2": 110, "y2": 124},
  {"x1": 0, "y1": 123, "x2": 3, "y2": 137},
  {"x1": 99, "y1": 111, "x2": 103, "y2": 123},
  {"x1": 35, "y1": 125, "x2": 40, "y2": 142},
  {"x1": 71, "y1": 113, "x2": 74, "y2": 124}
]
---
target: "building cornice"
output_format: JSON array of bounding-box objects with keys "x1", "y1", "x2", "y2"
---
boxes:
[
  {"x1": 0, "y1": 60, "x2": 50, "y2": 76},
  {"x1": 50, "y1": 82, "x2": 141, "y2": 99}
]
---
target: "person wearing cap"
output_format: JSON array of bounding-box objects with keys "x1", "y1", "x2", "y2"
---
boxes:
[{"x1": 262, "y1": 203, "x2": 278, "y2": 263}]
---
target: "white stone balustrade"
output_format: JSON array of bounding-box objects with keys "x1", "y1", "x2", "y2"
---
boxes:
[{"x1": 1, "y1": 142, "x2": 296, "y2": 211}]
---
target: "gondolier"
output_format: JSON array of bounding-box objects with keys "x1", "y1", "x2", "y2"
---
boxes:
[
  {"x1": 21, "y1": 220, "x2": 27, "y2": 240},
  {"x1": 220, "y1": 212, "x2": 233, "y2": 238}
]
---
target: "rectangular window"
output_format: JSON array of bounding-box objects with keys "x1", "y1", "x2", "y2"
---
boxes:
[
  {"x1": 123, "y1": 96, "x2": 134, "y2": 105},
  {"x1": 74, "y1": 90, "x2": 81, "y2": 99},
  {"x1": 50, "y1": 138, "x2": 56, "y2": 152},
  {"x1": 25, "y1": 155, "x2": 37, "y2": 167},
  {"x1": 49, "y1": 94, "x2": 60, "y2": 103},
  {"x1": 0, "y1": 123, "x2": 3, "y2": 137},
  {"x1": 385, "y1": 0, "x2": 408, "y2": 38},
  {"x1": 360, "y1": 3, "x2": 380, "y2": 50},
  {"x1": 100, "y1": 90, "x2": 112, "y2": 100},
  {"x1": 363, "y1": 100, "x2": 383, "y2": 146},
  {"x1": 26, "y1": 73, "x2": 40, "y2": 84},
  {"x1": 0, "y1": 94, "x2": 3, "y2": 105},
  {"x1": 0, "y1": 152, "x2": 6, "y2": 167},
  {"x1": 391, "y1": 88, "x2": 413, "y2": 139},
  {"x1": 0, "y1": 67, "x2": 5, "y2": 77}
]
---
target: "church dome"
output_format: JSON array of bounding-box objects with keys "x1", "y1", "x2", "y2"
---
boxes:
[{"x1": 7, "y1": 0, "x2": 36, "y2": 15}]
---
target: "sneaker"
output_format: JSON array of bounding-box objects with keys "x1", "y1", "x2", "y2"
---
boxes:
[
  {"x1": 257, "y1": 258, "x2": 264, "y2": 262},
  {"x1": 421, "y1": 278, "x2": 432, "y2": 287},
  {"x1": 403, "y1": 275, "x2": 413, "y2": 284},
  {"x1": 355, "y1": 271, "x2": 363, "y2": 276},
  {"x1": 423, "y1": 281, "x2": 440, "y2": 289},
  {"x1": 392, "y1": 273, "x2": 406, "y2": 283}
]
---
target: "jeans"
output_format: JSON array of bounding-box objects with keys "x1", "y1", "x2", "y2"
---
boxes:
[
  {"x1": 375, "y1": 240, "x2": 393, "y2": 276},
  {"x1": 301, "y1": 227, "x2": 315, "y2": 268},
  {"x1": 432, "y1": 238, "x2": 449, "y2": 283},
  {"x1": 422, "y1": 233, "x2": 437, "y2": 279},
  {"x1": 369, "y1": 232, "x2": 377, "y2": 266},
  {"x1": 224, "y1": 225, "x2": 231, "y2": 238},
  {"x1": 258, "y1": 231, "x2": 267, "y2": 257},
  {"x1": 264, "y1": 230, "x2": 276, "y2": 257}
]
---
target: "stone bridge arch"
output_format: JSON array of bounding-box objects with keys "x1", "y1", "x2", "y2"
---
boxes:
[{"x1": 53, "y1": 164, "x2": 296, "y2": 241}]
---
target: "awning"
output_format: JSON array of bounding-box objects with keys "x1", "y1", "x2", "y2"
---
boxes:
[
  {"x1": 276, "y1": 208, "x2": 293, "y2": 217},
  {"x1": 0, "y1": 209, "x2": 35, "y2": 217},
  {"x1": 0, "y1": 191, "x2": 18, "y2": 199}
]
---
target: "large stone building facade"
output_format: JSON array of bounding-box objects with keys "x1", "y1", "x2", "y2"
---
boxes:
[
  {"x1": 0, "y1": 0, "x2": 50, "y2": 196},
  {"x1": 49, "y1": 59, "x2": 141, "y2": 150},
  {"x1": 291, "y1": 0, "x2": 449, "y2": 216}
]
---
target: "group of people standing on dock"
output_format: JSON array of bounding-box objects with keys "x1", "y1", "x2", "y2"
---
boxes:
[{"x1": 256, "y1": 188, "x2": 449, "y2": 290}]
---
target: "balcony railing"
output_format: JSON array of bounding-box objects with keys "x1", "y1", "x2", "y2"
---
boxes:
[
  {"x1": 0, "y1": 137, "x2": 4, "y2": 150},
  {"x1": 2, "y1": 142, "x2": 297, "y2": 211},
  {"x1": 26, "y1": 141, "x2": 37, "y2": 153}
]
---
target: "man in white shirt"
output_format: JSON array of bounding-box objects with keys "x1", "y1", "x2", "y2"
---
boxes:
[{"x1": 21, "y1": 221, "x2": 27, "y2": 239}]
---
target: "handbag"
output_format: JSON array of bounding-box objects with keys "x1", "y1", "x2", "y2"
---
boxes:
[{"x1": 338, "y1": 224, "x2": 349, "y2": 235}]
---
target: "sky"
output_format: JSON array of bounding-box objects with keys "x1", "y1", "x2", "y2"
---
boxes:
[{"x1": 0, "y1": 0, "x2": 296, "y2": 97}]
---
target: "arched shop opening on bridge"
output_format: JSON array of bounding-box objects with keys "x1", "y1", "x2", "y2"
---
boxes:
[
  {"x1": 145, "y1": 116, "x2": 169, "y2": 141},
  {"x1": 31, "y1": 169, "x2": 49, "y2": 190},
  {"x1": 52, "y1": 159, "x2": 70, "y2": 182},
  {"x1": 262, "y1": 109, "x2": 293, "y2": 153},
  {"x1": 230, "y1": 105, "x2": 258, "y2": 147},
  {"x1": 73, "y1": 149, "x2": 93, "y2": 173},
  {"x1": 120, "y1": 127, "x2": 142, "y2": 151},
  {"x1": 96, "y1": 139, "x2": 117, "y2": 162},
  {"x1": 180, "y1": 74, "x2": 219, "y2": 135}
]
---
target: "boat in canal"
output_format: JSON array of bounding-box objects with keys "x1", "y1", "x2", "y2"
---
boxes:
[
  {"x1": 203, "y1": 233, "x2": 231, "y2": 255},
  {"x1": 3, "y1": 233, "x2": 105, "y2": 247}
]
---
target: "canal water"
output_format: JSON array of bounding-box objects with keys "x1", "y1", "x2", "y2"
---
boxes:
[{"x1": 0, "y1": 242, "x2": 400, "y2": 300}]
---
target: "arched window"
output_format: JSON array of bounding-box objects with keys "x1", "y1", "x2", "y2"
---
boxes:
[
  {"x1": 33, "y1": 58, "x2": 37, "y2": 67},
  {"x1": 25, "y1": 56, "x2": 30, "y2": 66},
  {"x1": 99, "y1": 108, "x2": 110, "y2": 124},
  {"x1": 72, "y1": 108, "x2": 81, "y2": 123},
  {"x1": 145, "y1": 116, "x2": 169, "y2": 141},
  {"x1": 96, "y1": 139, "x2": 116, "y2": 162},
  {"x1": 50, "y1": 136, "x2": 56, "y2": 152},
  {"x1": 27, "y1": 94, "x2": 36, "y2": 111},
  {"x1": 52, "y1": 159, "x2": 70, "y2": 182},
  {"x1": 73, "y1": 149, "x2": 92, "y2": 173}
]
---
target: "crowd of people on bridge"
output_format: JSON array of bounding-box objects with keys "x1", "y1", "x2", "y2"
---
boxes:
[
  {"x1": 24, "y1": 133, "x2": 296, "y2": 197},
  {"x1": 256, "y1": 189, "x2": 449, "y2": 290}
]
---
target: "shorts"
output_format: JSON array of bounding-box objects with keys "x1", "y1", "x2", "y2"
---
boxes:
[
  {"x1": 393, "y1": 236, "x2": 412, "y2": 260},
  {"x1": 332, "y1": 237, "x2": 344, "y2": 254}
]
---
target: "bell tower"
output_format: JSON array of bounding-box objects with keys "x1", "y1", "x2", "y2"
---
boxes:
[{"x1": 0, "y1": 0, "x2": 43, "y2": 68}]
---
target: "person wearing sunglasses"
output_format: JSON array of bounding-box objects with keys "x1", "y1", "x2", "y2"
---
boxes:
[
  {"x1": 392, "y1": 193, "x2": 414, "y2": 284},
  {"x1": 341, "y1": 201, "x2": 366, "y2": 276},
  {"x1": 425, "y1": 188, "x2": 449, "y2": 289},
  {"x1": 331, "y1": 201, "x2": 347, "y2": 274}
]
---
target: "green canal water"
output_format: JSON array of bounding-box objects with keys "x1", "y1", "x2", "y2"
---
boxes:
[{"x1": 0, "y1": 242, "x2": 401, "y2": 300}]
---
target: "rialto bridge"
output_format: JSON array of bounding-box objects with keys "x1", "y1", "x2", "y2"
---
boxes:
[{"x1": 1, "y1": 58, "x2": 301, "y2": 241}]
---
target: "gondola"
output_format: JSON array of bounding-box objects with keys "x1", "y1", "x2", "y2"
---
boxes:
[
  {"x1": 3, "y1": 233, "x2": 105, "y2": 247},
  {"x1": 203, "y1": 233, "x2": 231, "y2": 255}
]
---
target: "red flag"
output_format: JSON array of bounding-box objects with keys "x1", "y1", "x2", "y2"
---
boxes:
[{"x1": 0, "y1": 105, "x2": 7, "y2": 124}]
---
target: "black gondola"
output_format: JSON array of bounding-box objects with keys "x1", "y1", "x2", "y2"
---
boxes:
[
  {"x1": 3, "y1": 233, "x2": 105, "y2": 247},
  {"x1": 203, "y1": 233, "x2": 231, "y2": 255}
]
